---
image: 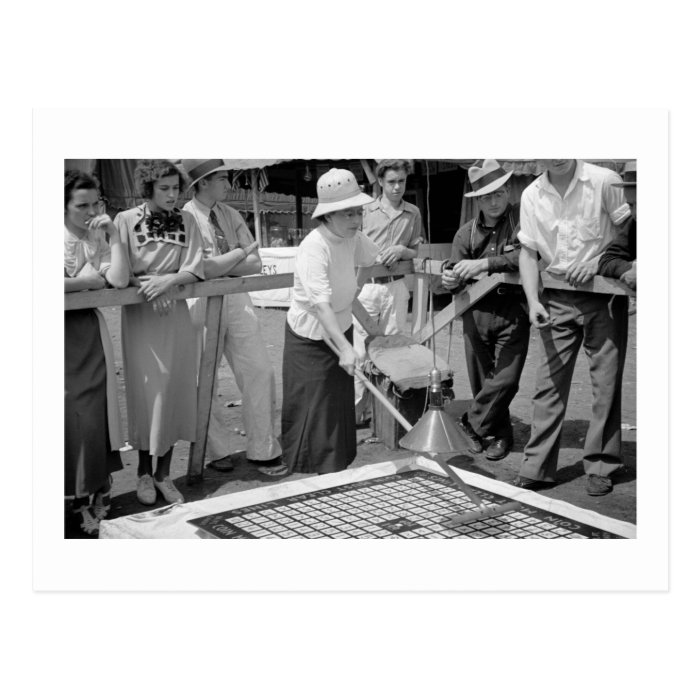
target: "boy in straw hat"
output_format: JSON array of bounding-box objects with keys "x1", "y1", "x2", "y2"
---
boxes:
[
  {"x1": 513, "y1": 159, "x2": 632, "y2": 496},
  {"x1": 182, "y1": 159, "x2": 285, "y2": 477},
  {"x1": 352, "y1": 159, "x2": 423, "y2": 424},
  {"x1": 441, "y1": 159, "x2": 530, "y2": 461}
]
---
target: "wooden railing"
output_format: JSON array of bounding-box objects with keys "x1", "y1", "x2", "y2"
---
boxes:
[{"x1": 65, "y1": 258, "x2": 633, "y2": 482}]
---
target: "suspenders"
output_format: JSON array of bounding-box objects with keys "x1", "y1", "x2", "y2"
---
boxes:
[{"x1": 469, "y1": 208, "x2": 517, "y2": 257}]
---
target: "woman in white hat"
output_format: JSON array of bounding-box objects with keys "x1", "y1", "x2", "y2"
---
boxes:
[
  {"x1": 114, "y1": 160, "x2": 205, "y2": 506},
  {"x1": 282, "y1": 168, "x2": 379, "y2": 474}
]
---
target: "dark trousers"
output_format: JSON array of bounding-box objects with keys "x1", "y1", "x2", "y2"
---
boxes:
[
  {"x1": 462, "y1": 292, "x2": 531, "y2": 442},
  {"x1": 519, "y1": 290, "x2": 628, "y2": 481}
]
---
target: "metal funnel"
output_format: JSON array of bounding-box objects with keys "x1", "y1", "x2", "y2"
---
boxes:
[{"x1": 398, "y1": 368, "x2": 473, "y2": 457}]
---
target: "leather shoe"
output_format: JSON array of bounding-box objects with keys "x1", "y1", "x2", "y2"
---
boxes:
[
  {"x1": 510, "y1": 476, "x2": 555, "y2": 491},
  {"x1": 485, "y1": 438, "x2": 511, "y2": 461},
  {"x1": 459, "y1": 416, "x2": 483, "y2": 454},
  {"x1": 586, "y1": 474, "x2": 613, "y2": 496},
  {"x1": 207, "y1": 456, "x2": 236, "y2": 472}
]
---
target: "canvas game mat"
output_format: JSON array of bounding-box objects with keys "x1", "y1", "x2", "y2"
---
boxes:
[{"x1": 100, "y1": 456, "x2": 635, "y2": 539}]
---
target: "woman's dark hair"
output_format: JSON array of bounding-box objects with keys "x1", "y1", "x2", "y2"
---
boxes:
[
  {"x1": 376, "y1": 159, "x2": 414, "y2": 180},
  {"x1": 64, "y1": 170, "x2": 101, "y2": 209},
  {"x1": 134, "y1": 160, "x2": 189, "y2": 199}
]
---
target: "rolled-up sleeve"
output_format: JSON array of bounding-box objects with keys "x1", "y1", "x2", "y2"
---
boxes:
[
  {"x1": 179, "y1": 212, "x2": 205, "y2": 279},
  {"x1": 517, "y1": 192, "x2": 539, "y2": 251},
  {"x1": 297, "y1": 248, "x2": 332, "y2": 305},
  {"x1": 603, "y1": 172, "x2": 632, "y2": 225},
  {"x1": 354, "y1": 232, "x2": 380, "y2": 267}
]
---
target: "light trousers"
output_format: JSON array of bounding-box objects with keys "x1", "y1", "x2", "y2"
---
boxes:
[{"x1": 189, "y1": 293, "x2": 281, "y2": 462}]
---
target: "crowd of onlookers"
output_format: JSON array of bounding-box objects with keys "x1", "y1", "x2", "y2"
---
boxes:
[{"x1": 64, "y1": 158, "x2": 636, "y2": 536}]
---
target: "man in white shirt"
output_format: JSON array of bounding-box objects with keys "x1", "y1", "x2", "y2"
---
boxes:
[
  {"x1": 514, "y1": 159, "x2": 631, "y2": 496},
  {"x1": 182, "y1": 159, "x2": 284, "y2": 477}
]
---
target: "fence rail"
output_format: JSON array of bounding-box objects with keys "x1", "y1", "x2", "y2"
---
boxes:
[{"x1": 65, "y1": 257, "x2": 633, "y2": 481}]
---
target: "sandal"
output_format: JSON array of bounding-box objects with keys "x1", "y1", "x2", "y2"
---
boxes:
[
  {"x1": 92, "y1": 476, "x2": 112, "y2": 520},
  {"x1": 257, "y1": 462, "x2": 291, "y2": 477},
  {"x1": 74, "y1": 505, "x2": 101, "y2": 537}
]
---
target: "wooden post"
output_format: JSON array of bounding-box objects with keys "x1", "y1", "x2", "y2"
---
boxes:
[
  {"x1": 188, "y1": 295, "x2": 225, "y2": 482},
  {"x1": 411, "y1": 270, "x2": 430, "y2": 337},
  {"x1": 294, "y1": 164, "x2": 304, "y2": 231},
  {"x1": 251, "y1": 170, "x2": 262, "y2": 246}
]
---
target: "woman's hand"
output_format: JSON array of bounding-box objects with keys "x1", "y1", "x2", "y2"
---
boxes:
[
  {"x1": 86, "y1": 213, "x2": 118, "y2": 241},
  {"x1": 151, "y1": 295, "x2": 174, "y2": 316},
  {"x1": 77, "y1": 262, "x2": 106, "y2": 290},
  {"x1": 338, "y1": 346, "x2": 359, "y2": 376},
  {"x1": 137, "y1": 274, "x2": 176, "y2": 302}
]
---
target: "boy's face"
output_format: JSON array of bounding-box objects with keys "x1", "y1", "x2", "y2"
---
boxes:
[
  {"x1": 380, "y1": 168, "x2": 407, "y2": 204},
  {"x1": 625, "y1": 186, "x2": 637, "y2": 217}
]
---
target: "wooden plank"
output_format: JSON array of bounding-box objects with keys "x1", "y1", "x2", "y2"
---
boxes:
[
  {"x1": 540, "y1": 272, "x2": 633, "y2": 296},
  {"x1": 65, "y1": 273, "x2": 295, "y2": 310},
  {"x1": 352, "y1": 299, "x2": 382, "y2": 337},
  {"x1": 411, "y1": 272, "x2": 430, "y2": 336},
  {"x1": 188, "y1": 295, "x2": 225, "y2": 483},
  {"x1": 412, "y1": 274, "x2": 505, "y2": 344}
]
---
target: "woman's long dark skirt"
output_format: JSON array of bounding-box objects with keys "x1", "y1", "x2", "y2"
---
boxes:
[
  {"x1": 281, "y1": 323, "x2": 356, "y2": 474},
  {"x1": 65, "y1": 309, "x2": 122, "y2": 498}
]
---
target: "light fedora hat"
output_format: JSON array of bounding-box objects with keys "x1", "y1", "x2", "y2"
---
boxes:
[
  {"x1": 181, "y1": 159, "x2": 232, "y2": 190},
  {"x1": 311, "y1": 168, "x2": 374, "y2": 219},
  {"x1": 611, "y1": 160, "x2": 637, "y2": 187},
  {"x1": 464, "y1": 159, "x2": 513, "y2": 198}
]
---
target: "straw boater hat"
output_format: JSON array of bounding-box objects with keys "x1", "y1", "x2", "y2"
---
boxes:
[
  {"x1": 464, "y1": 159, "x2": 513, "y2": 198},
  {"x1": 311, "y1": 168, "x2": 374, "y2": 219},
  {"x1": 181, "y1": 159, "x2": 232, "y2": 190},
  {"x1": 612, "y1": 160, "x2": 637, "y2": 187}
]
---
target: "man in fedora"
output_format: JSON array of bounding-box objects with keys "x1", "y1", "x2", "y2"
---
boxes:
[
  {"x1": 513, "y1": 159, "x2": 631, "y2": 496},
  {"x1": 353, "y1": 159, "x2": 423, "y2": 424},
  {"x1": 441, "y1": 159, "x2": 530, "y2": 460},
  {"x1": 182, "y1": 159, "x2": 285, "y2": 477}
]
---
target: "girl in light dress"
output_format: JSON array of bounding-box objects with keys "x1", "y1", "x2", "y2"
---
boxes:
[{"x1": 115, "y1": 160, "x2": 204, "y2": 507}]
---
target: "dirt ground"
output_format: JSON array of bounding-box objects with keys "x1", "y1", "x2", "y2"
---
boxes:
[{"x1": 65, "y1": 297, "x2": 636, "y2": 537}]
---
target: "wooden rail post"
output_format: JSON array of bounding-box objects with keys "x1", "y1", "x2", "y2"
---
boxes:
[{"x1": 187, "y1": 295, "x2": 225, "y2": 483}]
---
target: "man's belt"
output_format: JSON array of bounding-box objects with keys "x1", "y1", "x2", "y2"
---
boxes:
[
  {"x1": 368, "y1": 275, "x2": 405, "y2": 284},
  {"x1": 494, "y1": 284, "x2": 524, "y2": 296}
]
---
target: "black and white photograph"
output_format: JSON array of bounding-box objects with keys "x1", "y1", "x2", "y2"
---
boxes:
[
  {"x1": 18, "y1": 1, "x2": 693, "y2": 697},
  {"x1": 61, "y1": 157, "x2": 638, "y2": 542}
]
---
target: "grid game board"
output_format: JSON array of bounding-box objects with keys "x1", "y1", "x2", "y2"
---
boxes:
[{"x1": 188, "y1": 470, "x2": 625, "y2": 539}]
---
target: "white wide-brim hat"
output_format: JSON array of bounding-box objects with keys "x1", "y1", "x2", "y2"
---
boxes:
[
  {"x1": 181, "y1": 159, "x2": 232, "y2": 190},
  {"x1": 464, "y1": 159, "x2": 513, "y2": 198},
  {"x1": 311, "y1": 168, "x2": 374, "y2": 219}
]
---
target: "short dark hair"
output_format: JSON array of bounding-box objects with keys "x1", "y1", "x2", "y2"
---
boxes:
[
  {"x1": 376, "y1": 159, "x2": 414, "y2": 180},
  {"x1": 64, "y1": 170, "x2": 101, "y2": 209},
  {"x1": 134, "y1": 160, "x2": 188, "y2": 199}
]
